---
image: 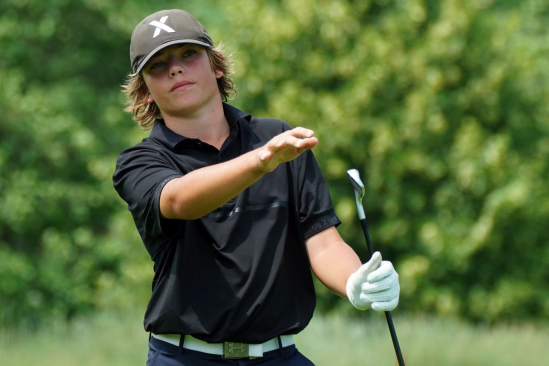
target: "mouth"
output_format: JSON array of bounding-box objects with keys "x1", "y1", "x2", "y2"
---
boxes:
[{"x1": 171, "y1": 81, "x2": 194, "y2": 92}]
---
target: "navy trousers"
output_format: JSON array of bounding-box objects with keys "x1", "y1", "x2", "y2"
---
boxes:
[{"x1": 146, "y1": 337, "x2": 316, "y2": 366}]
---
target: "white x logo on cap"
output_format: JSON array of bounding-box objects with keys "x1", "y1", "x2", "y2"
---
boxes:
[{"x1": 149, "y1": 16, "x2": 175, "y2": 38}]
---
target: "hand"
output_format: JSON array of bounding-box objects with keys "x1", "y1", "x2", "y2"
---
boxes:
[
  {"x1": 256, "y1": 127, "x2": 318, "y2": 172},
  {"x1": 346, "y1": 252, "x2": 400, "y2": 311}
]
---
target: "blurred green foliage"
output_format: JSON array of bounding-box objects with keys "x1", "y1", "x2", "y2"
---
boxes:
[{"x1": 1, "y1": 0, "x2": 548, "y2": 327}]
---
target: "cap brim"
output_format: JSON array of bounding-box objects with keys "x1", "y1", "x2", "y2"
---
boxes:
[{"x1": 135, "y1": 39, "x2": 212, "y2": 73}]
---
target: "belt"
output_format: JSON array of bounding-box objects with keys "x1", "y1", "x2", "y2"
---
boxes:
[{"x1": 151, "y1": 333, "x2": 295, "y2": 359}]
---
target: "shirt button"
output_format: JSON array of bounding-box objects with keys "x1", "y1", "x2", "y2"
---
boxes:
[{"x1": 196, "y1": 142, "x2": 202, "y2": 147}]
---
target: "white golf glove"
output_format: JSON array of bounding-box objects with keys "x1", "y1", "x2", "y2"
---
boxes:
[{"x1": 346, "y1": 252, "x2": 400, "y2": 311}]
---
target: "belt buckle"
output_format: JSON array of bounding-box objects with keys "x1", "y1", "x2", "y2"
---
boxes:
[{"x1": 223, "y1": 342, "x2": 249, "y2": 359}]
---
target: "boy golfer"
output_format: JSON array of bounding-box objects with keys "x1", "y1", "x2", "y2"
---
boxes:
[{"x1": 113, "y1": 9, "x2": 400, "y2": 366}]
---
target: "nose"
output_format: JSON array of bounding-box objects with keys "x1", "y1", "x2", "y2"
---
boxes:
[{"x1": 168, "y1": 57, "x2": 185, "y2": 77}]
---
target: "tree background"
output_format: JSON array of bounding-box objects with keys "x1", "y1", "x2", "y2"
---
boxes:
[{"x1": 1, "y1": 0, "x2": 548, "y2": 328}]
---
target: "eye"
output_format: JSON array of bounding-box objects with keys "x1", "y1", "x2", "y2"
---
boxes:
[
  {"x1": 182, "y1": 49, "x2": 197, "y2": 57},
  {"x1": 149, "y1": 61, "x2": 165, "y2": 70}
]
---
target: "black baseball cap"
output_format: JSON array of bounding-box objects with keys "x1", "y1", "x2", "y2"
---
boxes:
[{"x1": 130, "y1": 9, "x2": 214, "y2": 73}]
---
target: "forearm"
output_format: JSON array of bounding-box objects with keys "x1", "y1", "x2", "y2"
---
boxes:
[
  {"x1": 312, "y1": 242, "x2": 362, "y2": 298},
  {"x1": 161, "y1": 150, "x2": 264, "y2": 220},
  {"x1": 306, "y1": 228, "x2": 362, "y2": 298}
]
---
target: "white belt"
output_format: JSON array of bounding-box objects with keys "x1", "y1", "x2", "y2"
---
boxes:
[{"x1": 151, "y1": 333, "x2": 295, "y2": 358}]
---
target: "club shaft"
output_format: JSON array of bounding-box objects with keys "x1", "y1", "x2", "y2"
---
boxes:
[
  {"x1": 359, "y1": 219, "x2": 374, "y2": 257},
  {"x1": 385, "y1": 311, "x2": 406, "y2": 366},
  {"x1": 359, "y1": 218, "x2": 406, "y2": 366}
]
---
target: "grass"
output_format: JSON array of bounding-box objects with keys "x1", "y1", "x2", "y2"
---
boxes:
[
  {"x1": 1, "y1": 310, "x2": 147, "y2": 366},
  {"x1": 1, "y1": 310, "x2": 548, "y2": 366},
  {"x1": 298, "y1": 313, "x2": 549, "y2": 366}
]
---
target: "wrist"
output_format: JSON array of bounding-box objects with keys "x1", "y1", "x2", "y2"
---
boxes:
[
  {"x1": 245, "y1": 149, "x2": 271, "y2": 175},
  {"x1": 254, "y1": 148, "x2": 277, "y2": 173}
]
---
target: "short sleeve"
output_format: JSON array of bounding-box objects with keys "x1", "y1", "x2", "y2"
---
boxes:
[
  {"x1": 292, "y1": 150, "x2": 341, "y2": 239},
  {"x1": 112, "y1": 145, "x2": 182, "y2": 252}
]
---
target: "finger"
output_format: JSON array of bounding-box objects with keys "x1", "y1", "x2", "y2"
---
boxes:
[
  {"x1": 281, "y1": 134, "x2": 318, "y2": 150},
  {"x1": 268, "y1": 138, "x2": 287, "y2": 151},
  {"x1": 296, "y1": 137, "x2": 318, "y2": 153},
  {"x1": 285, "y1": 135, "x2": 307, "y2": 149},
  {"x1": 361, "y1": 271, "x2": 398, "y2": 293},
  {"x1": 347, "y1": 252, "x2": 382, "y2": 289},
  {"x1": 287, "y1": 127, "x2": 314, "y2": 139},
  {"x1": 265, "y1": 128, "x2": 315, "y2": 155},
  {"x1": 356, "y1": 252, "x2": 382, "y2": 276},
  {"x1": 360, "y1": 283, "x2": 400, "y2": 303},
  {"x1": 366, "y1": 260, "x2": 394, "y2": 283},
  {"x1": 269, "y1": 135, "x2": 305, "y2": 153},
  {"x1": 371, "y1": 294, "x2": 400, "y2": 312}
]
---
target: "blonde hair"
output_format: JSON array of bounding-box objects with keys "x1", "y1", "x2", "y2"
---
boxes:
[{"x1": 121, "y1": 44, "x2": 236, "y2": 130}]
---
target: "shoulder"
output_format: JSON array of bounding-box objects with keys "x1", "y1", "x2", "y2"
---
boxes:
[
  {"x1": 113, "y1": 138, "x2": 177, "y2": 183},
  {"x1": 249, "y1": 117, "x2": 293, "y2": 130},
  {"x1": 115, "y1": 138, "x2": 166, "y2": 166},
  {"x1": 112, "y1": 137, "x2": 181, "y2": 194},
  {"x1": 246, "y1": 117, "x2": 294, "y2": 141}
]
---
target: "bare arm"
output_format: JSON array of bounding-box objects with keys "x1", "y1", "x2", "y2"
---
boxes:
[
  {"x1": 160, "y1": 127, "x2": 318, "y2": 220},
  {"x1": 305, "y1": 226, "x2": 362, "y2": 298}
]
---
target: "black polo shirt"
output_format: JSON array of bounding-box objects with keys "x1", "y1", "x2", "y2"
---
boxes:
[{"x1": 113, "y1": 103, "x2": 340, "y2": 343}]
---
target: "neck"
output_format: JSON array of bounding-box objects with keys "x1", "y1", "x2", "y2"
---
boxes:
[{"x1": 163, "y1": 100, "x2": 229, "y2": 149}]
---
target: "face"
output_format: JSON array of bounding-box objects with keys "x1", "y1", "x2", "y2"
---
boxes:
[{"x1": 141, "y1": 44, "x2": 223, "y2": 118}]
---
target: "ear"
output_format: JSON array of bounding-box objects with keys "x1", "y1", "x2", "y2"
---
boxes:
[
  {"x1": 215, "y1": 69, "x2": 224, "y2": 79},
  {"x1": 147, "y1": 94, "x2": 154, "y2": 103}
]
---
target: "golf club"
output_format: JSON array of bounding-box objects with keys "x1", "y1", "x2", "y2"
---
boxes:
[{"x1": 347, "y1": 168, "x2": 406, "y2": 366}]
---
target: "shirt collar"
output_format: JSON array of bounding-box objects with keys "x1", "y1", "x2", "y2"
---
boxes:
[
  {"x1": 222, "y1": 103, "x2": 251, "y2": 128},
  {"x1": 149, "y1": 103, "x2": 251, "y2": 150}
]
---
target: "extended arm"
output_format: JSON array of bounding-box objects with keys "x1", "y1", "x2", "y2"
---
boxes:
[{"x1": 160, "y1": 127, "x2": 318, "y2": 220}]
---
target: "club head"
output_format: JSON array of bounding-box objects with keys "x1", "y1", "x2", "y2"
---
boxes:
[
  {"x1": 347, "y1": 169, "x2": 366, "y2": 220},
  {"x1": 347, "y1": 169, "x2": 365, "y2": 199}
]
